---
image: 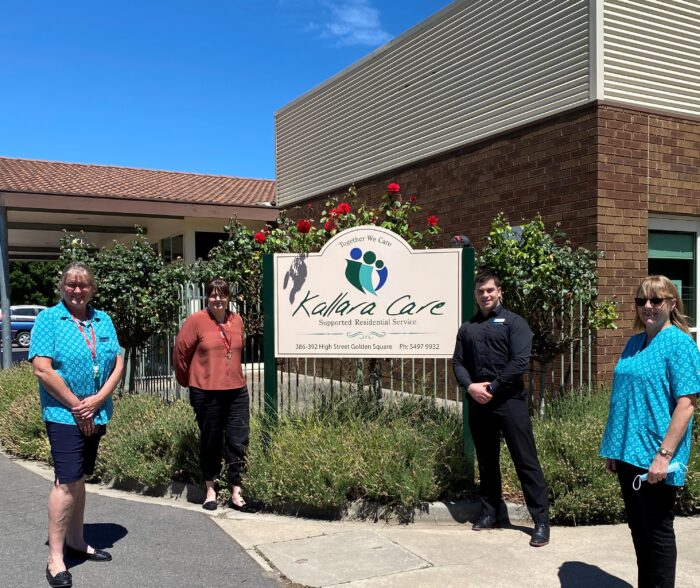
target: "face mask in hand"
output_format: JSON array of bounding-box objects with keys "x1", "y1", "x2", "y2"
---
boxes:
[{"x1": 633, "y1": 462, "x2": 687, "y2": 491}]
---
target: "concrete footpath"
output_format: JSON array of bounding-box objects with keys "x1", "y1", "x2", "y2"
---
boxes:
[{"x1": 4, "y1": 453, "x2": 700, "y2": 588}]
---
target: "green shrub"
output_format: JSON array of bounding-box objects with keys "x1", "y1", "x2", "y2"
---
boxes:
[
  {"x1": 501, "y1": 389, "x2": 699, "y2": 525},
  {"x1": 0, "y1": 364, "x2": 697, "y2": 524},
  {"x1": 0, "y1": 383, "x2": 50, "y2": 461},
  {"x1": 95, "y1": 394, "x2": 200, "y2": 492},
  {"x1": 678, "y1": 409, "x2": 700, "y2": 515},
  {"x1": 0, "y1": 362, "x2": 36, "y2": 415},
  {"x1": 245, "y1": 395, "x2": 471, "y2": 512}
]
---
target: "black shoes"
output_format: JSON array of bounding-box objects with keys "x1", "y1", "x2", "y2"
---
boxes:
[
  {"x1": 472, "y1": 514, "x2": 500, "y2": 531},
  {"x1": 65, "y1": 545, "x2": 113, "y2": 562},
  {"x1": 46, "y1": 565, "x2": 72, "y2": 587},
  {"x1": 228, "y1": 498, "x2": 257, "y2": 513},
  {"x1": 529, "y1": 522, "x2": 550, "y2": 547},
  {"x1": 202, "y1": 500, "x2": 218, "y2": 511}
]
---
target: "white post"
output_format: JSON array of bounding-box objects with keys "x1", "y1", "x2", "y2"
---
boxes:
[{"x1": 0, "y1": 206, "x2": 13, "y2": 368}]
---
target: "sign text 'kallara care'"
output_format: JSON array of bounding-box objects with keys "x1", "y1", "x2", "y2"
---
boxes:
[{"x1": 274, "y1": 226, "x2": 462, "y2": 358}]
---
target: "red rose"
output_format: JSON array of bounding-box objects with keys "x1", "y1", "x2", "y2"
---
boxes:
[
  {"x1": 254, "y1": 232, "x2": 266, "y2": 244},
  {"x1": 409, "y1": 195, "x2": 417, "y2": 203},
  {"x1": 329, "y1": 207, "x2": 338, "y2": 217},
  {"x1": 337, "y1": 202, "x2": 351, "y2": 215},
  {"x1": 427, "y1": 215, "x2": 438, "y2": 227},
  {"x1": 324, "y1": 220, "x2": 337, "y2": 232},
  {"x1": 296, "y1": 219, "x2": 311, "y2": 234},
  {"x1": 387, "y1": 182, "x2": 400, "y2": 194}
]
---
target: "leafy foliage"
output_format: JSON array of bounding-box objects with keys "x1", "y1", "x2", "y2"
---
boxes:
[
  {"x1": 58, "y1": 230, "x2": 189, "y2": 391},
  {"x1": 246, "y1": 393, "x2": 470, "y2": 513},
  {"x1": 8, "y1": 261, "x2": 60, "y2": 306},
  {"x1": 96, "y1": 394, "x2": 199, "y2": 492},
  {"x1": 2, "y1": 364, "x2": 698, "y2": 522},
  {"x1": 0, "y1": 365, "x2": 51, "y2": 461},
  {"x1": 194, "y1": 183, "x2": 442, "y2": 333},
  {"x1": 501, "y1": 388, "x2": 700, "y2": 524},
  {"x1": 478, "y1": 214, "x2": 617, "y2": 364}
]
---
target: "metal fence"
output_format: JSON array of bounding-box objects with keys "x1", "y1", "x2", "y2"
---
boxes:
[{"x1": 132, "y1": 283, "x2": 595, "y2": 413}]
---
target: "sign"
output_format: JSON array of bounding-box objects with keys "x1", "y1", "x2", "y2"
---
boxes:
[{"x1": 274, "y1": 226, "x2": 462, "y2": 358}]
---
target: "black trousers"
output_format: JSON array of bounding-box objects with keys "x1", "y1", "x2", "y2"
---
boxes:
[
  {"x1": 468, "y1": 393, "x2": 549, "y2": 524},
  {"x1": 189, "y1": 386, "x2": 250, "y2": 486},
  {"x1": 617, "y1": 460, "x2": 678, "y2": 588}
]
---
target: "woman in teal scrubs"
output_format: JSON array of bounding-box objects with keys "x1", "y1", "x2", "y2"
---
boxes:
[
  {"x1": 30, "y1": 262, "x2": 123, "y2": 588},
  {"x1": 600, "y1": 275, "x2": 699, "y2": 588}
]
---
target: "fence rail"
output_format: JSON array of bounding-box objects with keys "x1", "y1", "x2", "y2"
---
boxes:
[{"x1": 131, "y1": 283, "x2": 595, "y2": 412}]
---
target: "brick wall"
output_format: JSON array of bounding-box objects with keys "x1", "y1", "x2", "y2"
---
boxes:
[
  {"x1": 291, "y1": 106, "x2": 600, "y2": 253},
  {"x1": 285, "y1": 103, "x2": 700, "y2": 383},
  {"x1": 596, "y1": 103, "x2": 700, "y2": 379}
]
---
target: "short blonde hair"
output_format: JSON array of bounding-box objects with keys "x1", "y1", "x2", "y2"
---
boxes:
[
  {"x1": 633, "y1": 275, "x2": 689, "y2": 334},
  {"x1": 59, "y1": 262, "x2": 97, "y2": 293}
]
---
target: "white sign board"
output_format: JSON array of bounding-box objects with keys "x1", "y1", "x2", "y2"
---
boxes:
[{"x1": 274, "y1": 226, "x2": 462, "y2": 358}]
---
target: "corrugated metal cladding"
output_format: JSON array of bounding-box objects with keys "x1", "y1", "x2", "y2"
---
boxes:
[
  {"x1": 275, "y1": 0, "x2": 592, "y2": 207},
  {"x1": 603, "y1": 0, "x2": 700, "y2": 116}
]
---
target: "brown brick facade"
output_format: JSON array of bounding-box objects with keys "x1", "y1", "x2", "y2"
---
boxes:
[
  {"x1": 285, "y1": 103, "x2": 700, "y2": 384},
  {"x1": 596, "y1": 104, "x2": 700, "y2": 379}
]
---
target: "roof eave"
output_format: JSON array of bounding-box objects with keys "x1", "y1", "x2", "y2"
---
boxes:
[{"x1": 0, "y1": 191, "x2": 279, "y2": 221}]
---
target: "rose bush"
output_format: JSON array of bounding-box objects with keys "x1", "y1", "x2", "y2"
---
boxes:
[
  {"x1": 296, "y1": 219, "x2": 312, "y2": 234},
  {"x1": 202, "y1": 183, "x2": 442, "y2": 334}
]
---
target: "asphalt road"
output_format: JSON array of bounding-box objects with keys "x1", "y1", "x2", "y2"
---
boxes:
[{"x1": 0, "y1": 453, "x2": 282, "y2": 588}]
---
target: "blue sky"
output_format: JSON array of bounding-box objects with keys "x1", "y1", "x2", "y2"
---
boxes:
[{"x1": 1, "y1": 0, "x2": 452, "y2": 180}]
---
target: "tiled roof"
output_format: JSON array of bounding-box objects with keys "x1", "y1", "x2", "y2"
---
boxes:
[{"x1": 0, "y1": 157, "x2": 276, "y2": 206}]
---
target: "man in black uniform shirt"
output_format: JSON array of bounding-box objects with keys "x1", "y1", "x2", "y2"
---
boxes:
[{"x1": 452, "y1": 269, "x2": 550, "y2": 547}]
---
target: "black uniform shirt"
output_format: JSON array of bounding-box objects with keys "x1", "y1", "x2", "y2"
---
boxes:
[{"x1": 452, "y1": 304, "x2": 532, "y2": 395}]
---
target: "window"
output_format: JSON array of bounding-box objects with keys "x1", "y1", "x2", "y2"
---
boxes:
[
  {"x1": 195, "y1": 232, "x2": 227, "y2": 260},
  {"x1": 649, "y1": 218, "x2": 700, "y2": 339},
  {"x1": 159, "y1": 235, "x2": 183, "y2": 263},
  {"x1": 648, "y1": 231, "x2": 695, "y2": 327}
]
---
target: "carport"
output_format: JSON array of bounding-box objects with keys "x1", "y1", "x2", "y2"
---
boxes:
[{"x1": 0, "y1": 156, "x2": 278, "y2": 366}]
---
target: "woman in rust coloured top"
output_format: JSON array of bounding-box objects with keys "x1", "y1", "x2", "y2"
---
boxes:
[{"x1": 174, "y1": 278, "x2": 250, "y2": 511}]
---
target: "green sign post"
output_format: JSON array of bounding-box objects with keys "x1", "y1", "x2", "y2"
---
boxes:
[
  {"x1": 262, "y1": 253, "x2": 277, "y2": 446},
  {"x1": 460, "y1": 246, "x2": 475, "y2": 480}
]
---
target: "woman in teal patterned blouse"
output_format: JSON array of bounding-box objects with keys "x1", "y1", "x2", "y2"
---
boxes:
[
  {"x1": 30, "y1": 262, "x2": 124, "y2": 588},
  {"x1": 600, "y1": 275, "x2": 699, "y2": 588}
]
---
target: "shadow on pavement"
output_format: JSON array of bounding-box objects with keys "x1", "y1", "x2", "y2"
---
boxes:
[
  {"x1": 65, "y1": 523, "x2": 128, "y2": 569},
  {"x1": 84, "y1": 522, "x2": 128, "y2": 549},
  {"x1": 559, "y1": 561, "x2": 632, "y2": 588}
]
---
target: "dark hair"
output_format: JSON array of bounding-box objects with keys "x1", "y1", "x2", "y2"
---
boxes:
[
  {"x1": 59, "y1": 261, "x2": 97, "y2": 293},
  {"x1": 633, "y1": 275, "x2": 689, "y2": 334},
  {"x1": 475, "y1": 269, "x2": 501, "y2": 288},
  {"x1": 205, "y1": 277, "x2": 231, "y2": 299}
]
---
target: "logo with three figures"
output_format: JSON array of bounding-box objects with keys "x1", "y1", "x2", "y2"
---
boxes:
[{"x1": 345, "y1": 248, "x2": 388, "y2": 295}]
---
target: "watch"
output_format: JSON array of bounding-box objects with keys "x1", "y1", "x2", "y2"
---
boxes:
[{"x1": 658, "y1": 447, "x2": 673, "y2": 458}]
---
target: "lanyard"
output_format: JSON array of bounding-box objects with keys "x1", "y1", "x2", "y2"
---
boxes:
[
  {"x1": 208, "y1": 310, "x2": 232, "y2": 365},
  {"x1": 72, "y1": 316, "x2": 99, "y2": 379}
]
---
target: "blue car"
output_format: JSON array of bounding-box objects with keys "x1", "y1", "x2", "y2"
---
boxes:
[{"x1": 0, "y1": 305, "x2": 46, "y2": 348}]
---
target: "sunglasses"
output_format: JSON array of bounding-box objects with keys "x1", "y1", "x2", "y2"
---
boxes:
[{"x1": 634, "y1": 297, "x2": 672, "y2": 307}]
